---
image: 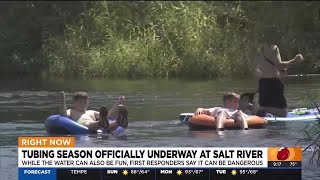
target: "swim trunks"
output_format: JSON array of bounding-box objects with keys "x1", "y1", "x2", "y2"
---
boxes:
[
  {"x1": 77, "y1": 118, "x2": 88, "y2": 126},
  {"x1": 76, "y1": 114, "x2": 95, "y2": 126},
  {"x1": 258, "y1": 78, "x2": 287, "y2": 108}
]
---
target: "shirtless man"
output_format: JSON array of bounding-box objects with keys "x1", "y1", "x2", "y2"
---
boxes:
[
  {"x1": 59, "y1": 91, "x2": 128, "y2": 133},
  {"x1": 194, "y1": 92, "x2": 249, "y2": 131},
  {"x1": 255, "y1": 34, "x2": 304, "y2": 117}
]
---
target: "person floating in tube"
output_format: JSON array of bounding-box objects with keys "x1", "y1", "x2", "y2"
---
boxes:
[
  {"x1": 59, "y1": 91, "x2": 128, "y2": 133},
  {"x1": 194, "y1": 92, "x2": 249, "y2": 131}
]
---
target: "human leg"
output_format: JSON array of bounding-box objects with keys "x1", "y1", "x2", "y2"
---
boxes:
[
  {"x1": 233, "y1": 110, "x2": 249, "y2": 130},
  {"x1": 78, "y1": 106, "x2": 109, "y2": 133},
  {"x1": 106, "y1": 105, "x2": 129, "y2": 132},
  {"x1": 99, "y1": 105, "x2": 109, "y2": 129},
  {"x1": 216, "y1": 110, "x2": 227, "y2": 131},
  {"x1": 258, "y1": 78, "x2": 287, "y2": 117},
  {"x1": 258, "y1": 106, "x2": 287, "y2": 117},
  {"x1": 117, "y1": 105, "x2": 128, "y2": 128},
  {"x1": 84, "y1": 121, "x2": 105, "y2": 133}
]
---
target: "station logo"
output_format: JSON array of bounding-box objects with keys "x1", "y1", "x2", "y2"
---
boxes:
[
  {"x1": 267, "y1": 147, "x2": 302, "y2": 161},
  {"x1": 277, "y1": 147, "x2": 290, "y2": 160}
]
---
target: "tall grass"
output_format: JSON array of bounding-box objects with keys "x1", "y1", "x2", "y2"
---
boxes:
[
  {"x1": 304, "y1": 120, "x2": 320, "y2": 165},
  {"x1": 302, "y1": 93, "x2": 320, "y2": 165},
  {"x1": 42, "y1": 1, "x2": 254, "y2": 79},
  {"x1": 2, "y1": 1, "x2": 320, "y2": 78}
]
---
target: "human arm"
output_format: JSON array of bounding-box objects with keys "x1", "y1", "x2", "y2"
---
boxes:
[
  {"x1": 93, "y1": 111, "x2": 100, "y2": 120},
  {"x1": 107, "y1": 96, "x2": 126, "y2": 119},
  {"x1": 195, "y1": 108, "x2": 212, "y2": 116},
  {"x1": 272, "y1": 46, "x2": 304, "y2": 70},
  {"x1": 107, "y1": 121, "x2": 120, "y2": 132},
  {"x1": 106, "y1": 105, "x2": 128, "y2": 131},
  {"x1": 59, "y1": 91, "x2": 69, "y2": 116}
]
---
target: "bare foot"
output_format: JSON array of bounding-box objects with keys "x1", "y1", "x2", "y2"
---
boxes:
[
  {"x1": 118, "y1": 95, "x2": 125, "y2": 105},
  {"x1": 216, "y1": 111, "x2": 226, "y2": 131}
]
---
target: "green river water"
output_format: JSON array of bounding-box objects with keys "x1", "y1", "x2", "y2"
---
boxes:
[{"x1": 0, "y1": 77, "x2": 320, "y2": 179}]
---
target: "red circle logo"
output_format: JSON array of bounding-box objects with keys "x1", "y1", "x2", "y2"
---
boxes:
[{"x1": 277, "y1": 147, "x2": 290, "y2": 160}]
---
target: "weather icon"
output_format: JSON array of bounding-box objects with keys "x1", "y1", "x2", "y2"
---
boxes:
[
  {"x1": 122, "y1": 169, "x2": 129, "y2": 176},
  {"x1": 231, "y1": 169, "x2": 237, "y2": 176},
  {"x1": 277, "y1": 147, "x2": 290, "y2": 160}
]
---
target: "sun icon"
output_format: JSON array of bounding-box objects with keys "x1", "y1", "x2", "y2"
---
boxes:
[
  {"x1": 176, "y1": 169, "x2": 183, "y2": 176},
  {"x1": 231, "y1": 169, "x2": 237, "y2": 176},
  {"x1": 122, "y1": 169, "x2": 129, "y2": 176}
]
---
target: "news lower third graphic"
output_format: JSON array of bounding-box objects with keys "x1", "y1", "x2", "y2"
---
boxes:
[{"x1": 18, "y1": 137, "x2": 302, "y2": 180}]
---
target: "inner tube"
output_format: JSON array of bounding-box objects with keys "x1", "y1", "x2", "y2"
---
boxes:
[
  {"x1": 45, "y1": 115, "x2": 125, "y2": 135},
  {"x1": 187, "y1": 114, "x2": 267, "y2": 130}
]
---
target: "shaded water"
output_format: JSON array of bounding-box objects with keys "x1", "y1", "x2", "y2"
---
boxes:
[{"x1": 1, "y1": 77, "x2": 320, "y2": 180}]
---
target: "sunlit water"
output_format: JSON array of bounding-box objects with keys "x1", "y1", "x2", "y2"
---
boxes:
[{"x1": 0, "y1": 77, "x2": 320, "y2": 180}]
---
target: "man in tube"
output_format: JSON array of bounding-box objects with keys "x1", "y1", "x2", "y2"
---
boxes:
[
  {"x1": 59, "y1": 91, "x2": 128, "y2": 133},
  {"x1": 194, "y1": 92, "x2": 249, "y2": 131}
]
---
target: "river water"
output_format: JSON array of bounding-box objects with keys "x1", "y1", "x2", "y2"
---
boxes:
[{"x1": 0, "y1": 77, "x2": 320, "y2": 180}]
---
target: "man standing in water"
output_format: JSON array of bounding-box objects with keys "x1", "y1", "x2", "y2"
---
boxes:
[
  {"x1": 255, "y1": 32, "x2": 304, "y2": 117},
  {"x1": 59, "y1": 91, "x2": 128, "y2": 133}
]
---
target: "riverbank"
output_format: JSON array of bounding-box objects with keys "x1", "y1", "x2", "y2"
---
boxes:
[{"x1": 1, "y1": 2, "x2": 320, "y2": 79}]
